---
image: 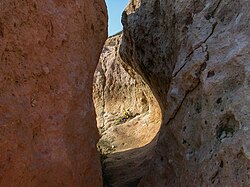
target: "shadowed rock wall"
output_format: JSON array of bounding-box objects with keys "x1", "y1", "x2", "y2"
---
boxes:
[
  {"x1": 0, "y1": 1, "x2": 107, "y2": 186},
  {"x1": 121, "y1": 0, "x2": 250, "y2": 186}
]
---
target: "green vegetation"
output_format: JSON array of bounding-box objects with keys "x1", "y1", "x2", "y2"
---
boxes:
[{"x1": 116, "y1": 109, "x2": 135, "y2": 125}]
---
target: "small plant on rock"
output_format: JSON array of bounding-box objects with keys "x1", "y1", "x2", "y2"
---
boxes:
[{"x1": 116, "y1": 109, "x2": 134, "y2": 125}]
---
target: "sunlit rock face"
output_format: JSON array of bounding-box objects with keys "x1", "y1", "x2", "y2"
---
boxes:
[
  {"x1": 0, "y1": 1, "x2": 107, "y2": 186},
  {"x1": 93, "y1": 34, "x2": 161, "y2": 186},
  {"x1": 121, "y1": 0, "x2": 250, "y2": 186},
  {"x1": 93, "y1": 34, "x2": 161, "y2": 154}
]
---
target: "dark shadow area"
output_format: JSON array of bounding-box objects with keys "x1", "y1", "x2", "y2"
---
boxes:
[{"x1": 102, "y1": 135, "x2": 159, "y2": 187}]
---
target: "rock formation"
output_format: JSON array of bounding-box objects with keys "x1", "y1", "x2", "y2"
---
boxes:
[
  {"x1": 1, "y1": 0, "x2": 249, "y2": 186},
  {"x1": 93, "y1": 34, "x2": 161, "y2": 186},
  {"x1": 93, "y1": 34, "x2": 161, "y2": 154},
  {"x1": 120, "y1": 0, "x2": 250, "y2": 186},
  {"x1": 0, "y1": 1, "x2": 107, "y2": 186}
]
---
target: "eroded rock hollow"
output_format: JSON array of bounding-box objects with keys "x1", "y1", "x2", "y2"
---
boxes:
[
  {"x1": 93, "y1": 34, "x2": 161, "y2": 186},
  {"x1": 93, "y1": 34, "x2": 161, "y2": 154},
  {"x1": 0, "y1": 1, "x2": 107, "y2": 186}
]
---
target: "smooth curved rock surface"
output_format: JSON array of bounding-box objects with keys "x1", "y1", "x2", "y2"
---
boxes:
[
  {"x1": 0, "y1": 1, "x2": 107, "y2": 186},
  {"x1": 121, "y1": 0, "x2": 250, "y2": 186}
]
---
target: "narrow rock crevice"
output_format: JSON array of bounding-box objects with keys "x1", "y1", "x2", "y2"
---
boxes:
[{"x1": 93, "y1": 34, "x2": 162, "y2": 186}]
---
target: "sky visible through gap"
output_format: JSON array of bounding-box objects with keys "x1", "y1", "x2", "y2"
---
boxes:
[{"x1": 106, "y1": 0, "x2": 129, "y2": 36}]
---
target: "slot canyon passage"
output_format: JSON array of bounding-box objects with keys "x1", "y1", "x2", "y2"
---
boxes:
[
  {"x1": 0, "y1": 0, "x2": 250, "y2": 187},
  {"x1": 93, "y1": 34, "x2": 162, "y2": 186}
]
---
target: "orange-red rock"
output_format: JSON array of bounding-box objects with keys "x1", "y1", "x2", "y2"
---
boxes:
[{"x1": 0, "y1": 1, "x2": 107, "y2": 186}]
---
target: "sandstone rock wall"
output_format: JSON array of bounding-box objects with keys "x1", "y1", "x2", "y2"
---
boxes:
[
  {"x1": 93, "y1": 34, "x2": 150, "y2": 131},
  {"x1": 121, "y1": 0, "x2": 250, "y2": 186},
  {"x1": 93, "y1": 34, "x2": 161, "y2": 154},
  {"x1": 0, "y1": 1, "x2": 107, "y2": 186},
  {"x1": 93, "y1": 34, "x2": 161, "y2": 186}
]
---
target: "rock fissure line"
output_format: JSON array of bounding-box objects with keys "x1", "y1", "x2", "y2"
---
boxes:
[
  {"x1": 173, "y1": 21, "x2": 217, "y2": 78},
  {"x1": 165, "y1": 80, "x2": 201, "y2": 126},
  {"x1": 168, "y1": 21, "x2": 216, "y2": 126}
]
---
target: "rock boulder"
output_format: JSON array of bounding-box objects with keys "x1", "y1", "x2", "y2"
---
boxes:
[
  {"x1": 0, "y1": 1, "x2": 107, "y2": 186},
  {"x1": 121, "y1": 0, "x2": 250, "y2": 186}
]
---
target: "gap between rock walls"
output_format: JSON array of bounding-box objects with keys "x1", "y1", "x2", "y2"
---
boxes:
[
  {"x1": 94, "y1": 0, "x2": 250, "y2": 186},
  {"x1": 0, "y1": 0, "x2": 248, "y2": 187},
  {"x1": 93, "y1": 33, "x2": 162, "y2": 187}
]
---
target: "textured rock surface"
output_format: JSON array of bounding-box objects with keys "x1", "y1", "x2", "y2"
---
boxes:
[
  {"x1": 93, "y1": 34, "x2": 161, "y2": 186},
  {"x1": 0, "y1": 1, "x2": 107, "y2": 186},
  {"x1": 94, "y1": 34, "x2": 149, "y2": 132},
  {"x1": 121, "y1": 0, "x2": 250, "y2": 186},
  {"x1": 93, "y1": 34, "x2": 161, "y2": 154}
]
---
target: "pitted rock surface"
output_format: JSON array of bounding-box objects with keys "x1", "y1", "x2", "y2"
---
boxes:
[
  {"x1": 120, "y1": 0, "x2": 250, "y2": 186},
  {"x1": 0, "y1": 1, "x2": 107, "y2": 186}
]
